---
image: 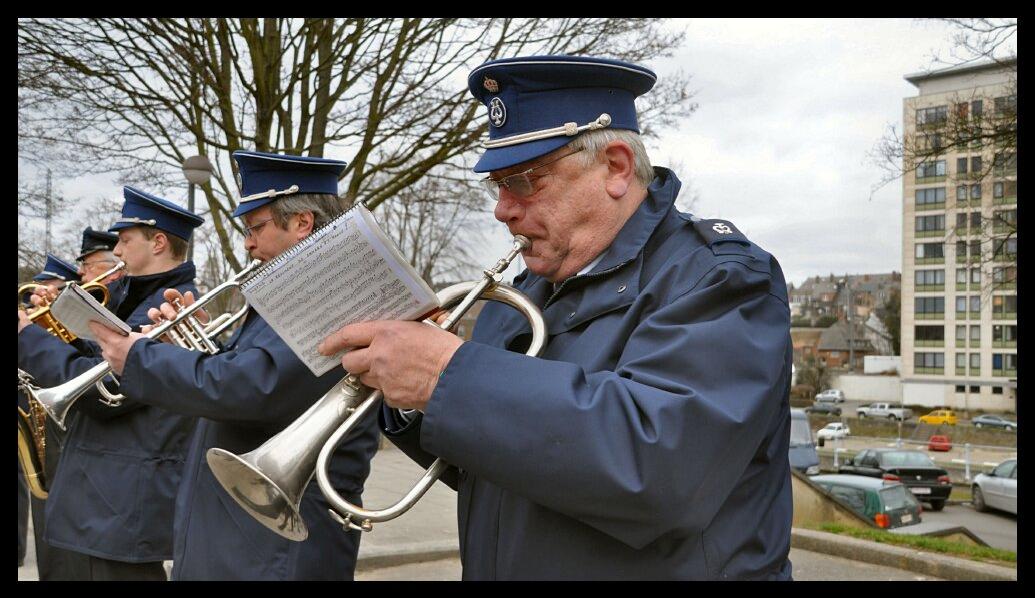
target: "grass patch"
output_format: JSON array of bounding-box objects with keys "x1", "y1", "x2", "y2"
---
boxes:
[{"x1": 814, "y1": 523, "x2": 1016, "y2": 567}]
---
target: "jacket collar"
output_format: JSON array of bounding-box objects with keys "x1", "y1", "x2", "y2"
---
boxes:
[{"x1": 110, "y1": 261, "x2": 197, "y2": 319}]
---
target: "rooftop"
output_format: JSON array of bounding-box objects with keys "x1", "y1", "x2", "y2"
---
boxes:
[{"x1": 905, "y1": 58, "x2": 1017, "y2": 87}]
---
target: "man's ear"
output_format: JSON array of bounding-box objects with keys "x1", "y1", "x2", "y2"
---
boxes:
[
  {"x1": 151, "y1": 231, "x2": 169, "y2": 255},
  {"x1": 603, "y1": 141, "x2": 636, "y2": 199},
  {"x1": 294, "y1": 210, "x2": 316, "y2": 240}
]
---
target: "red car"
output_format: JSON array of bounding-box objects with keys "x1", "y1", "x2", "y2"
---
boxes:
[{"x1": 928, "y1": 435, "x2": 952, "y2": 452}]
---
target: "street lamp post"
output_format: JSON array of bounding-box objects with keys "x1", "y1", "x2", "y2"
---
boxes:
[{"x1": 181, "y1": 155, "x2": 214, "y2": 263}]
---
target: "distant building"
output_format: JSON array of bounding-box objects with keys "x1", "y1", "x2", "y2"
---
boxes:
[
  {"x1": 789, "y1": 272, "x2": 900, "y2": 325},
  {"x1": 817, "y1": 320, "x2": 880, "y2": 370},
  {"x1": 901, "y1": 59, "x2": 1016, "y2": 411}
]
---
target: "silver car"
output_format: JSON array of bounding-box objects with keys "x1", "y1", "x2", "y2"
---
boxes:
[
  {"x1": 814, "y1": 389, "x2": 846, "y2": 403},
  {"x1": 972, "y1": 459, "x2": 1017, "y2": 515}
]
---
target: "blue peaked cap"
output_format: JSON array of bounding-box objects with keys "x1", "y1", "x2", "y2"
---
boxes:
[
  {"x1": 77, "y1": 227, "x2": 120, "y2": 261},
  {"x1": 231, "y1": 150, "x2": 347, "y2": 217},
  {"x1": 108, "y1": 186, "x2": 204, "y2": 241},
  {"x1": 34, "y1": 253, "x2": 79, "y2": 282},
  {"x1": 468, "y1": 55, "x2": 657, "y2": 173}
]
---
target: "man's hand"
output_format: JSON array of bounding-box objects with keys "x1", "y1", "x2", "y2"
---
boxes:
[
  {"x1": 318, "y1": 320, "x2": 463, "y2": 412},
  {"x1": 143, "y1": 289, "x2": 206, "y2": 342},
  {"x1": 30, "y1": 286, "x2": 58, "y2": 307},
  {"x1": 17, "y1": 308, "x2": 33, "y2": 333},
  {"x1": 89, "y1": 321, "x2": 147, "y2": 376}
]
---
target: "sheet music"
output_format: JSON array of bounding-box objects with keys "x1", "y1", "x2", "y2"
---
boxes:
[
  {"x1": 49, "y1": 283, "x2": 131, "y2": 341},
  {"x1": 241, "y1": 204, "x2": 439, "y2": 376}
]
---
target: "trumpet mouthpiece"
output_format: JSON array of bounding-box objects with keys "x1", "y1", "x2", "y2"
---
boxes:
[{"x1": 513, "y1": 235, "x2": 531, "y2": 251}]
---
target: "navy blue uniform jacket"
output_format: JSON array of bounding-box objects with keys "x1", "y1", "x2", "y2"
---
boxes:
[
  {"x1": 382, "y1": 169, "x2": 794, "y2": 580},
  {"x1": 17, "y1": 262, "x2": 199, "y2": 562},
  {"x1": 118, "y1": 307, "x2": 380, "y2": 580}
]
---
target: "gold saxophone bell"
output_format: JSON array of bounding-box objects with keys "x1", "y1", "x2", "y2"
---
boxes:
[
  {"x1": 18, "y1": 370, "x2": 49, "y2": 499},
  {"x1": 19, "y1": 261, "x2": 126, "y2": 343}
]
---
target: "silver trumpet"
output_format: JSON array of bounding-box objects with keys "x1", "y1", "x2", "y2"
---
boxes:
[
  {"x1": 206, "y1": 236, "x2": 547, "y2": 540},
  {"x1": 27, "y1": 260, "x2": 262, "y2": 430}
]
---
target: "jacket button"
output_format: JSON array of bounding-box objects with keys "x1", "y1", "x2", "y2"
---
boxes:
[{"x1": 617, "y1": 284, "x2": 627, "y2": 293}]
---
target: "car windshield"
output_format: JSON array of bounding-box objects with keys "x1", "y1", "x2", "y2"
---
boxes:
[
  {"x1": 881, "y1": 451, "x2": 935, "y2": 467},
  {"x1": 879, "y1": 484, "x2": 919, "y2": 510},
  {"x1": 790, "y1": 418, "x2": 813, "y2": 447}
]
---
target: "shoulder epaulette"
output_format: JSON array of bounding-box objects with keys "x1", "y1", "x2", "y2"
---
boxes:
[{"x1": 691, "y1": 218, "x2": 750, "y2": 247}]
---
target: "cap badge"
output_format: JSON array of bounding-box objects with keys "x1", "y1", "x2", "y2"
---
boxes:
[
  {"x1": 489, "y1": 97, "x2": 507, "y2": 128},
  {"x1": 235, "y1": 171, "x2": 243, "y2": 191},
  {"x1": 483, "y1": 77, "x2": 499, "y2": 93},
  {"x1": 712, "y1": 222, "x2": 733, "y2": 235}
]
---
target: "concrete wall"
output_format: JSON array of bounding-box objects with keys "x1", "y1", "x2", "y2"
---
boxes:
[
  {"x1": 864, "y1": 356, "x2": 901, "y2": 374},
  {"x1": 829, "y1": 373, "x2": 902, "y2": 403}
]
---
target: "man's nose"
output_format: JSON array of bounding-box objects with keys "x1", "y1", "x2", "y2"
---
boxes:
[{"x1": 493, "y1": 189, "x2": 524, "y2": 224}]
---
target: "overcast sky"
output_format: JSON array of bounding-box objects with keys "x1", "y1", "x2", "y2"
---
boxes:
[{"x1": 23, "y1": 18, "x2": 1005, "y2": 287}]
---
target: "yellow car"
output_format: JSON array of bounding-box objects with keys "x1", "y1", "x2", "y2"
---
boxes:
[{"x1": 919, "y1": 409, "x2": 958, "y2": 426}]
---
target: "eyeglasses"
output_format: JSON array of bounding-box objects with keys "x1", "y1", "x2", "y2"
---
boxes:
[
  {"x1": 243, "y1": 217, "x2": 275, "y2": 239},
  {"x1": 479, "y1": 148, "x2": 583, "y2": 200}
]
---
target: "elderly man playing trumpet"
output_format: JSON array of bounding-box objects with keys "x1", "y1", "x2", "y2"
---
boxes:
[{"x1": 318, "y1": 56, "x2": 795, "y2": 581}]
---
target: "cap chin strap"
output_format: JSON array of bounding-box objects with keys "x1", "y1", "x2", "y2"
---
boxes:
[
  {"x1": 115, "y1": 217, "x2": 158, "y2": 226},
  {"x1": 481, "y1": 113, "x2": 612, "y2": 149},
  {"x1": 38, "y1": 271, "x2": 67, "y2": 281},
  {"x1": 239, "y1": 184, "x2": 300, "y2": 204}
]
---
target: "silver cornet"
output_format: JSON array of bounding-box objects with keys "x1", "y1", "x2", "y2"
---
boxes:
[
  {"x1": 206, "y1": 236, "x2": 547, "y2": 540},
  {"x1": 26, "y1": 260, "x2": 262, "y2": 430}
]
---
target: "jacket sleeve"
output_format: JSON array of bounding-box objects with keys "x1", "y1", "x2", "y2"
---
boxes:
[
  {"x1": 378, "y1": 405, "x2": 459, "y2": 491},
  {"x1": 17, "y1": 324, "x2": 147, "y2": 421},
  {"x1": 420, "y1": 259, "x2": 790, "y2": 549},
  {"x1": 119, "y1": 319, "x2": 338, "y2": 427}
]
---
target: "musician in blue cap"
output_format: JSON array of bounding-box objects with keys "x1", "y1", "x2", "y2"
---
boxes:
[
  {"x1": 75, "y1": 227, "x2": 124, "y2": 287},
  {"x1": 18, "y1": 187, "x2": 203, "y2": 580},
  {"x1": 318, "y1": 55, "x2": 794, "y2": 580},
  {"x1": 90, "y1": 150, "x2": 379, "y2": 580}
]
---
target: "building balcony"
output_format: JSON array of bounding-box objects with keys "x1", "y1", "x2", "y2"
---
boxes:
[
  {"x1": 916, "y1": 284, "x2": 945, "y2": 292},
  {"x1": 993, "y1": 196, "x2": 1017, "y2": 206},
  {"x1": 993, "y1": 340, "x2": 1017, "y2": 349},
  {"x1": 993, "y1": 368, "x2": 1018, "y2": 378},
  {"x1": 915, "y1": 367, "x2": 945, "y2": 375},
  {"x1": 970, "y1": 310, "x2": 982, "y2": 319},
  {"x1": 994, "y1": 282, "x2": 1017, "y2": 291},
  {"x1": 956, "y1": 339, "x2": 967, "y2": 348},
  {"x1": 916, "y1": 230, "x2": 946, "y2": 238},
  {"x1": 956, "y1": 283, "x2": 967, "y2": 292},
  {"x1": 956, "y1": 367, "x2": 967, "y2": 376},
  {"x1": 916, "y1": 313, "x2": 944, "y2": 320},
  {"x1": 970, "y1": 366, "x2": 981, "y2": 375},
  {"x1": 915, "y1": 202, "x2": 946, "y2": 212},
  {"x1": 970, "y1": 339, "x2": 981, "y2": 348},
  {"x1": 992, "y1": 312, "x2": 1017, "y2": 321},
  {"x1": 917, "y1": 257, "x2": 945, "y2": 266},
  {"x1": 970, "y1": 282, "x2": 983, "y2": 291},
  {"x1": 915, "y1": 340, "x2": 944, "y2": 348},
  {"x1": 915, "y1": 176, "x2": 947, "y2": 185}
]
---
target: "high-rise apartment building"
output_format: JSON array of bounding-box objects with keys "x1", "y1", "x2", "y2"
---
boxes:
[{"x1": 901, "y1": 59, "x2": 1016, "y2": 412}]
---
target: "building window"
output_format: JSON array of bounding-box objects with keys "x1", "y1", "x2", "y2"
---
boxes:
[
  {"x1": 915, "y1": 214, "x2": 945, "y2": 233},
  {"x1": 969, "y1": 239, "x2": 982, "y2": 261},
  {"x1": 971, "y1": 156, "x2": 983, "y2": 174},
  {"x1": 972, "y1": 100, "x2": 983, "y2": 117},
  {"x1": 917, "y1": 105, "x2": 948, "y2": 125},
  {"x1": 993, "y1": 266, "x2": 1017, "y2": 288},
  {"x1": 994, "y1": 95, "x2": 1016, "y2": 115},
  {"x1": 970, "y1": 212, "x2": 982, "y2": 229},
  {"x1": 970, "y1": 268, "x2": 981, "y2": 284},
  {"x1": 956, "y1": 157, "x2": 968, "y2": 174},
  {"x1": 956, "y1": 353, "x2": 966, "y2": 370},
  {"x1": 993, "y1": 324, "x2": 1017, "y2": 347},
  {"x1": 956, "y1": 325, "x2": 966, "y2": 342},
  {"x1": 992, "y1": 353, "x2": 1017, "y2": 375},
  {"x1": 914, "y1": 352, "x2": 945, "y2": 372},
  {"x1": 992, "y1": 386, "x2": 1003, "y2": 395},
  {"x1": 955, "y1": 296, "x2": 967, "y2": 315},
  {"x1": 915, "y1": 296, "x2": 945, "y2": 318},
  {"x1": 970, "y1": 385, "x2": 980, "y2": 394},
  {"x1": 955, "y1": 385, "x2": 966, "y2": 393},
  {"x1": 993, "y1": 152, "x2": 1017, "y2": 175},
  {"x1": 993, "y1": 237, "x2": 1017, "y2": 260},
  {"x1": 970, "y1": 353, "x2": 981, "y2": 373},
  {"x1": 970, "y1": 295, "x2": 981, "y2": 314},
  {"x1": 956, "y1": 268, "x2": 967, "y2": 284},
  {"x1": 915, "y1": 242, "x2": 944, "y2": 260},
  {"x1": 970, "y1": 325, "x2": 980, "y2": 341},
  {"x1": 970, "y1": 183, "x2": 982, "y2": 200},
  {"x1": 915, "y1": 187, "x2": 946, "y2": 207},
  {"x1": 956, "y1": 185, "x2": 968, "y2": 202},
  {"x1": 915, "y1": 325, "x2": 944, "y2": 344},
  {"x1": 915, "y1": 269, "x2": 944, "y2": 287},
  {"x1": 916, "y1": 160, "x2": 946, "y2": 179},
  {"x1": 992, "y1": 295, "x2": 1017, "y2": 319}
]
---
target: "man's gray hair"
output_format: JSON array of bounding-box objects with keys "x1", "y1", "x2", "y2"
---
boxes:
[
  {"x1": 269, "y1": 193, "x2": 350, "y2": 230},
  {"x1": 565, "y1": 129, "x2": 654, "y2": 188}
]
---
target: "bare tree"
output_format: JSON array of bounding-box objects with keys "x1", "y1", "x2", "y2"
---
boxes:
[
  {"x1": 869, "y1": 18, "x2": 1016, "y2": 300},
  {"x1": 18, "y1": 18, "x2": 697, "y2": 287}
]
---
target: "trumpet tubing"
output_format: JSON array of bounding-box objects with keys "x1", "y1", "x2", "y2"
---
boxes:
[{"x1": 206, "y1": 237, "x2": 547, "y2": 540}]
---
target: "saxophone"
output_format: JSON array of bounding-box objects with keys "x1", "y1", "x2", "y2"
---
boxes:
[{"x1": 17, "y1": 369, "x2": 49, "y2": 499}]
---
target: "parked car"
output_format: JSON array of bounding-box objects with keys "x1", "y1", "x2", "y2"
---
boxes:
[
  {"x1": 972, "y1": 459, "x2": 1017, "y2": 515},
  {"x1": 811, "y1": 474, "x2": 923, "y2": 529},
  {"x1": 789, "y1": 409, "x2": 820, "y2": 475},
  {"x1": 971, "y1": 414, "x2": 1017, "y2": 431},
  {"x1": 856, "y1": 403, "x2": 913, "y2": 421},
  {"x1": 817, "y1": 422, "x2": 851, "y2": 441},
  {"x1": 805, "y1": 402, "x2": 842, "y2": 416},
  {"x1": 838, "y1": 448, "x2": 952, "y2": 511},
  {"x1": 927, "y1": 435, "x2": 952, "y2": 452},
  {"x1": 919, "y1": 409, "x2": 958, "y2": 426},
  {"x1": 814, "y1": 389, "x2": 846, "y2": 403}
]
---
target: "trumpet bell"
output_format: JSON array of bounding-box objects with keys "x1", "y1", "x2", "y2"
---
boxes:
[{"x1": 205, "y1": 449, "x2": 307, "y2": 541}]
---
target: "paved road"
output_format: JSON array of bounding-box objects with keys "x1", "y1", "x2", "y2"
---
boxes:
[{"x1": 919, "y1": 503, "x2": 1017, "y2": 551}]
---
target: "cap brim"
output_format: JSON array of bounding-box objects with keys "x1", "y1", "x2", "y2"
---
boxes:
[
  {"x1": 231, "y1": 197, "x2": 274, "y2": 218},
  {"x1": 473, "y1": 136, "x2": 572, "y2": 173}
]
